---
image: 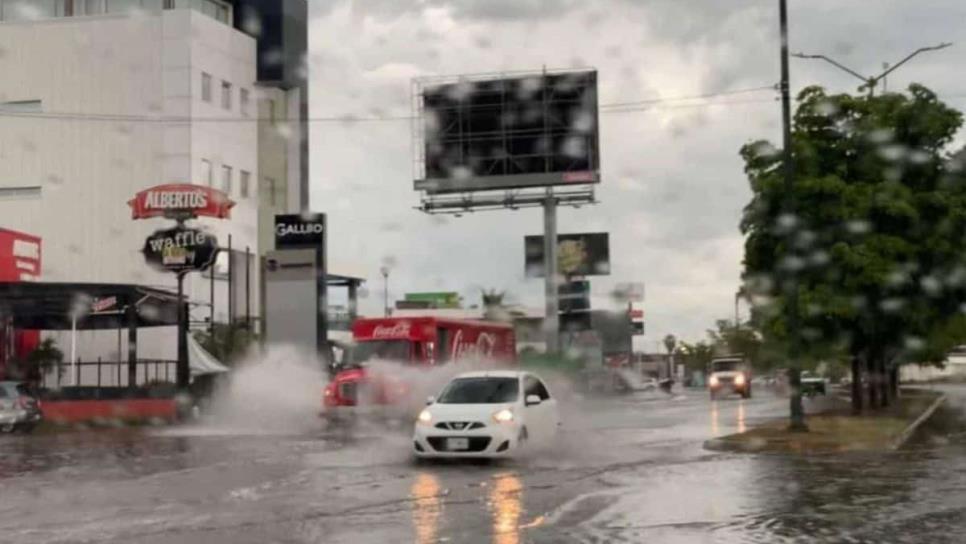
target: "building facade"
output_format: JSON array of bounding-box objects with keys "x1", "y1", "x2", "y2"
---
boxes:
[{"x1": 0, "y1": 0, "x2": 306, "y2": 371}]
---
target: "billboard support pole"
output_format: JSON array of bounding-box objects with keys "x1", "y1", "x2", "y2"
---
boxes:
[{"x1": 543, "y1": 191, "x2": 559, "y2": 355}]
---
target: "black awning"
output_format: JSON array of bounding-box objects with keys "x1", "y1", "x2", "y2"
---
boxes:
[{"x1": 0, "y1": 282, "x2": 180, "y2": 330}]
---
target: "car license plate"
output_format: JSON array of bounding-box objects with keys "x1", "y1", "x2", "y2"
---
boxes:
[{"x1": 446, "y1": 438, "x2": 469, "y2": 451}]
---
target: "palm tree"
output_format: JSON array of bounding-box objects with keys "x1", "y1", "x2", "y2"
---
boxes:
[{"x1": 481, "y1": 289, "x2": 509, "y2": 321}]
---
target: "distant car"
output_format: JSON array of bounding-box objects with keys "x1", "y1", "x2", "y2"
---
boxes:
[
  {"x1": 800, "y1": 372, "x2": 827, "y2": 397},
  {"x1": 708, "y1": 356, "x2": 752, "y2": 399},
  {"x1": 0, "y1": 381, "x2": 42, "y2": 433},
  {"x1": 413, "y1": 371, "x2": 559, "y2": 458}
]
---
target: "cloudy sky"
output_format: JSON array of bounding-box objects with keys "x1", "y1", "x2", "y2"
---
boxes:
[{"x1": 305, "y1": 0, "x2": 966, "y2": 349}]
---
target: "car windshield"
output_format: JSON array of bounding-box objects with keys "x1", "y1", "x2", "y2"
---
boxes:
[
  {"x1": 711, "y1": 361, "x2": 742, "y2": 372},
  {"x1": 436, "y1": 377, "x2": 519, "y2": 404},
  {"x1": 349, "y1": 340, "x2": 411, "y2": 365}
]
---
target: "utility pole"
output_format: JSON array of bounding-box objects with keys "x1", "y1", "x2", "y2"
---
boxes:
[
  {"x1": 779, "y1": 0, "x2": 807, "y2": 432},
  {"x1": 380, "y1": 266, "x2": 390, "y2": 317},
  {"x1": 793, "y1": 42, "x2": 951, "y2": 97}
]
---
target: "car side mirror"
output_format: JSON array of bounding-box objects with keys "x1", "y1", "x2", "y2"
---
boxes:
[
  {"x1": 525, "y1": 394, "x2": 541, "y2": 406},
  {"x1": 426, "y1": 395, "x2": 435, "y2": 406}
]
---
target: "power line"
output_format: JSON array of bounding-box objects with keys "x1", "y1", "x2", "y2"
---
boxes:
[
  {"x1": 3, "y1": 87, "x2": 964, "y2": 124},
  {"x1": 599, "y1": 85, "x2": 777, "y2": 109},
  {"x1": 0, "y1": 85, "x2": 780, "y2": 124}
]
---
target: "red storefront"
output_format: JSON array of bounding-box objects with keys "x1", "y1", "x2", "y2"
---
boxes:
[{"x1": 0, "y1": 228, "x2": 42, "y2": 379}]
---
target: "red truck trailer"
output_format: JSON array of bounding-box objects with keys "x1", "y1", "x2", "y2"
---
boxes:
[{"x1": 323, "y1": 317, "x2": 516, "y2": 415}]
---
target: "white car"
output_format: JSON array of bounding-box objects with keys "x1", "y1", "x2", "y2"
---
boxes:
[{"x1": 413, "y1": 371, "x2": 559, "y2": 458}]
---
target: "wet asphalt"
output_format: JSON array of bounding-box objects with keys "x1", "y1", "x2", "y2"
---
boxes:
[{"x1": 0, "y1": 385, "x2": 964, "y2": 544}]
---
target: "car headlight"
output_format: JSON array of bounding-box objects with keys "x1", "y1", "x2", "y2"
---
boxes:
[
  {"x1": 417, "y1": 409, "x2": 432, "y2": 425},
  {"x1": 709, "y1": 376, "x2": 719, "y2": 386},
  {"x1": 735, "y1": 374, "x2": 746, "y2": 386},
  {"x1": 492, "y1": 408, "x2": 514, "y2": 424}
]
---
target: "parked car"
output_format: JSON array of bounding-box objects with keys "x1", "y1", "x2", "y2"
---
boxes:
[
  {"x1": 0, "y1": 381, "x2": 42, "y2": 433},
  {"x1": 413, "y1": 370, "x2": 559, "y2": 459}
]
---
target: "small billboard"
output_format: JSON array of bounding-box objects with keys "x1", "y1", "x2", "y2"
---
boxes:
[
  {"x1": 404, "y1": 292, "x2": 462, "y2": 309},
  {"x1": 524, "y1": 232, "x2": 610, "y2": 278}
]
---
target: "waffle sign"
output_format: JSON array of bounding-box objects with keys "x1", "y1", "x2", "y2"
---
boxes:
[{"x1": 143, "y1": 226, "x2": 219, "y2": 273}]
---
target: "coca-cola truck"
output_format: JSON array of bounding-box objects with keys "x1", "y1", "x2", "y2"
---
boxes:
[{"x1": 323, "y1": 317, "x2": 516, "y2": 415}]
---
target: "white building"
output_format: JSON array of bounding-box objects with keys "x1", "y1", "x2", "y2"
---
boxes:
[{"x1": 0, "y1": 0, "x2": 306, "y2": 377}]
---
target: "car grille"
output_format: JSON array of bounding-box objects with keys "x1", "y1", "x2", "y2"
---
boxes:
[
  {"x1": 426, "y1": 436, "x2": 492, "y2": 452},
  {"x1": 717, "y1": 376, "x2": 734, "y2": 384},
  {"x1": 434, "y1": 421, "x2": 485, "y2": 431}
]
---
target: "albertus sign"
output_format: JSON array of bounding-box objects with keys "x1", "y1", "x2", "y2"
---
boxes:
[{"x1": 275, "y1": 213, "x2": 326, "y2": 249}]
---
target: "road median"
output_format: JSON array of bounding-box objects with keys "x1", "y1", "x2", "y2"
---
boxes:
[{"x1": 704, "y1": 388, "x2": 946, "y2": 454}]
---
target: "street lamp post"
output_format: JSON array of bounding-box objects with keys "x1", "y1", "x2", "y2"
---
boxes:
[
  {"x1": 380, "y1": 266, "x2": 390, "y2": 317},
  {"x1": 792, "y1": 42, "x2": 952, "y2": 97}
]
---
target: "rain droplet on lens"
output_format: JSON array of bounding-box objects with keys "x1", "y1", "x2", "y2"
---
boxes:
[
  {"x1": 845, "y1": 220, "x2": 871, "y2": 234},
  {"x1": 866, "y1": 128, "x2": 894, "y2": 144},
  {"x1": 815, "y1": 99, "x2": 839, "y2": 117},
  {"x1": 920, "y1": 276, "x2": 942, "y2": 296},
  {"x1": 878, "y1": 144, "x2": 907, "y2": 162}
]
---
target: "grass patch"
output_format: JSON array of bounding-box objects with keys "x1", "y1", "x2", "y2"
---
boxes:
[{"x1": 708, "y1": 389, "x2": 944, "y2": 454}]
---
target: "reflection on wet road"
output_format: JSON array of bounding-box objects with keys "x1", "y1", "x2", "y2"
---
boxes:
[
  {"x1": 0, "y1": 386, "x2": 963, "y2": 543},
  {"x1": 410, "y1": 473, "x2": 441, "y2": 544}
]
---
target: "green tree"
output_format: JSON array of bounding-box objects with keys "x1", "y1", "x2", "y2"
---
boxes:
[
  {"x1": 480, "y1": 289, "x2": 510, "y2": 321},
  {"x1": 675, "y1": 341, "x2": 714, "y2": 373},
  {"x1": 19, "y1": 338, "x2": 64, "y2": 385},
  {"x1": 741, "y1": 84, "x2": 966, "y2": 413}
]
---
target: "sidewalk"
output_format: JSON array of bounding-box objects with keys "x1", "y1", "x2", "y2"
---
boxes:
[{"x1": 704, "y1": 388, "x2": 946, "y2": 454}]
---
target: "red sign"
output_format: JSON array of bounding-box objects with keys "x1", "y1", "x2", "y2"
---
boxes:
[
  {"x1": 629, "y1": 309, "x2": 644, "y2": 319},
  {"x1": 91, "y1": 296, "x2": 118, "y2": 313},
  {"x1": 128, "y1": 184, "x2": 234, "y2": 220},
  {"x1": 0, "y1": 229, "x2": 41, "y2": 282}
]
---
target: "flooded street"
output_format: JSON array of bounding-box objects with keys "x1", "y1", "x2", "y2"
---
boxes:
[{"x1": 0, "y1": 387, "x2": 963, "y2": 544}]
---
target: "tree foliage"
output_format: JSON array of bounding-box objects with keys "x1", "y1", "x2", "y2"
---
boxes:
[{"x1": 741, "y1": 84, "x2": 966, "y2": 407}]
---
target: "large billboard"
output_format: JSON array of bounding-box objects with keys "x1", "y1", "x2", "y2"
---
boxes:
[
  {"x1": 415, "y1": 69, "x2": 600, "y2": 194},
  {"x1": 525, "y1": 232, "x2": 610, "y2": 278}
]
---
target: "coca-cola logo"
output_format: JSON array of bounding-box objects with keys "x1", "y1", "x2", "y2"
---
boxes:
[
  {"x1": 372, "y1": 321, "x2": 411, "y2": 339},
  {"x1": 451, "y1": 330, "x2": 497, "y2": 359}
]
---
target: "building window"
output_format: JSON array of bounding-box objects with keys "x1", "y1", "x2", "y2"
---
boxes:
[
  {"x1": 264, "y1": 177, "x2": 277, "y2": 206},
  {"x1": 240, "y1": 170, "x2": 251, "y2": 198},
  {"x1": 267, "y1": 99, "x2": 278, "y2": 125},
  {"x1": 0, "y1": 100, "x2": 42, "y2": 113},
  {"x1": 1, "y1": 0, "x2": 59, "y2": 20},
  {"x1": 106, "y1": 0, "x2": 139, "y2": 13},
  {"x1": 221, "y1": 165, "x2": 232, "y2": 194},
  {"x1": 201, "y1": 72, "x2": 212, "y2": 103},
  {"x1": 201, "y1": 159, "x2": 212, "y2": 186},
  {"x1": 221, "y1": 81, "x2": 232, "y2": 110},
  {"x1": 83, "y1": 0, "x2": 103, "y2": 15},
  {"x1": 198, "y1": 0, "x2": 229, "y2": 23},
  {"x1": 240, "y1": 88, "x2": 250, "y2": 117},
  {"x1": 0, "y1": 186, "x2": 42, "y2": 200}
]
